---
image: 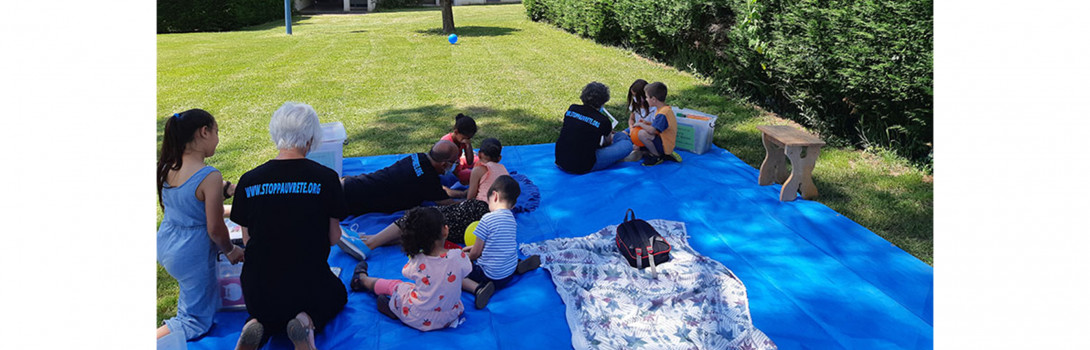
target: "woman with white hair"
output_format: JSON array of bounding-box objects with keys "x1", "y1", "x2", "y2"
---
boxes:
[{"x1": 230, "y1": 102, "x2": 348, "y2": 350}]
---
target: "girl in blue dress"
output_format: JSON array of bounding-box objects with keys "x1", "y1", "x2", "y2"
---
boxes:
[{"x1": 156, "y1": 109, "x2": 245, "y2": 348}]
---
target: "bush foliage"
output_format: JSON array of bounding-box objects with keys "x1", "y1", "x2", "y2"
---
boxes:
[
  {"x1": 158, "y1": 0, "x2": 285, "y2": 33},
  {"x1": 524, "y1": 0, "x2": 933, "y2": 162}
]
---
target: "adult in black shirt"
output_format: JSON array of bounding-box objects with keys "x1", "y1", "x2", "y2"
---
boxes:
[
  {"x1": 340, "y1": 140, "x2": 461, "y2": 215},
  {"x1": 230, "y1": 102, "x2": 347, "y2": 349},
  {"x1": 555, "y1": 82, "x2": 634, "y2": 174}
]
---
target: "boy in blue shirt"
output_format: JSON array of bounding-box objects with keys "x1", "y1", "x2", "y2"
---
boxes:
[{"x1": 461, "y1": 175, "x2": 541, "y2": 309}]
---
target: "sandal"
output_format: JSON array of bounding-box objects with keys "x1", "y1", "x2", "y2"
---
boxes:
[{"x1": 349, "y1": 261, "x2": 369, "y2": 292}]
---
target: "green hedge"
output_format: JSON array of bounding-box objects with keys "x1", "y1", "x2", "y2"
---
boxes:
[
  {"x1": 524, "y1": 0, "x2": 933, "y2": 162},
  {"x1": 158, "y1": 0, "x2": 285, "y2": 33}
]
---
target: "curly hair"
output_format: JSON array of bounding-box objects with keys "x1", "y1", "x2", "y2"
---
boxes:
[
  {"x1": 397, "y1": 207, "x2": 446, "y2": 256},
  {"x1": 580, "y1": 81, "x2": 610, "y2": 110}
]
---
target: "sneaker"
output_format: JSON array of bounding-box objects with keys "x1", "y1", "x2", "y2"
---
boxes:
[
  {"x1": 474, "y1": 281, "x2": 495, "y2": 309},
  {"x1": 235, "y1": 319, "x2": 264, "y2": 350},
  {"x1": 338, "y1": 230, "x2": 367, "y2": 261},
  {"x1": 516, "y1": 255, "x2": 542, "y2": 274},
  {"x1": 642, "y1": 154, "x2": 664, "y2": 166},
  {"x1": 663, "y1": 153, "x2": 683, "y2": 162}
]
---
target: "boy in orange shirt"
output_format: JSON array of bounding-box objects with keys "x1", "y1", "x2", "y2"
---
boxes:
[{"x1": 634, "y1": 82, "x2": 683, "y2": 166}]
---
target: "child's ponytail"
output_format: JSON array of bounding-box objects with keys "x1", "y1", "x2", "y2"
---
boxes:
[
  {"x1": 453, "y1": 113, "x2": 477, "y2": 138},
  {"x1": 157, "y1": 109, "x2": 217, "y2": 208}
]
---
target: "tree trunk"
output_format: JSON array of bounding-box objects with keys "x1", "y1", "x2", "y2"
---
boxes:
[{"x1": 441, "y1": 0, "x2": 455, "y2": 33}]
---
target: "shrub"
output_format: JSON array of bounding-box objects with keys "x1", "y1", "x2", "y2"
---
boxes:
[
  {"x1": 524, "y1": 0, "x2": 933, "y2": 163},
  {"x1": 158, "y1": 0, "x2": 284, "y2": 33}
]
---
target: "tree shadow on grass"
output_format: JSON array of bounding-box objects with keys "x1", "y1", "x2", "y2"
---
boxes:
[
  {"x1": 415, "y1": 26, "x2": 521, "y2": 37},
  {"x1": 343, "y1": 104, "x2": 558, "y2": 158}
]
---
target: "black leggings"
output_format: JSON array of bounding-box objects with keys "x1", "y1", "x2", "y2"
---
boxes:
[{"x1": 395, "y1": 199, "x2": 490, "y2": 245}]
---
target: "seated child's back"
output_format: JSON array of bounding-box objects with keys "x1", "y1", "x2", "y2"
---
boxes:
[{"x1": 475, "y1": 207, "x2": 518, "y2": 280}]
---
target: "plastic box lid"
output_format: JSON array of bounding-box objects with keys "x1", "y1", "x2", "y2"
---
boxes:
[{"x1": 320, "y1": 121, "x2": 347, "y2": 143}]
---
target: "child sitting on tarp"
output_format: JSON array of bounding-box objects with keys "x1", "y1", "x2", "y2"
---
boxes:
[
  {"x1": 349, "y1": 207, "x2": 473, "y2": 331},
  {"x1": 633, "y1": 82, "x2": 683, "y2": 166},
  {"x1": 622, "y1": 79, "x2": 657, "y2": 162},
  {"x1": 461, "y1": 175, "x2": 542, "y2": 309},
  {"x1": 440, "y1": 113, "x2": 479, "y2": 186}
]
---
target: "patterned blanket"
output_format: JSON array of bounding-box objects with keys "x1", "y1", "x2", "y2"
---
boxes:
[{"x1": 520, "y1": 220, "x2": 777, "y2": 350}]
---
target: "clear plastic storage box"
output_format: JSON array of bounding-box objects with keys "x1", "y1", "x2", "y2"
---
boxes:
[
  {"x1": 672, "y1": 107, "x2": 719, "y2": 155},
  {"x1": 306, "y1": 121, "x2": 348, "y2": 176}
]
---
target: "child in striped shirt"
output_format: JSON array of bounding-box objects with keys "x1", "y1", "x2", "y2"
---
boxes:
[{"x1": 461, "y1": 175, "x2": 542, "y2": 309}]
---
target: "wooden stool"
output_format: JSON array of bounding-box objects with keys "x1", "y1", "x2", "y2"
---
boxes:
[{"x1": 756, "y1": 125, "x2": 825, "y2": 201}]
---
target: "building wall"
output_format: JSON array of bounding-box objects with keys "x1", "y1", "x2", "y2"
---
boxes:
[{"x1": 294, "y1": 0, "x2": 314, "y2": 11}]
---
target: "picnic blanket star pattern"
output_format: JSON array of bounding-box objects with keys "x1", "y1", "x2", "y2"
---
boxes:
[
  {"x1": 520, "y1": 219, "x2": 777, "y2": 350},
  {"x1": 183, "y1": 143, "x2": 932, "y2": 349}
]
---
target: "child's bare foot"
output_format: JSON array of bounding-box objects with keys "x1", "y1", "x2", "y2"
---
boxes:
[
  {"x1": 623, "y1": 150, "x2": 643, "y2": 162},
  {"x1": 286, "y1": 312, "x2": 317, "y2": 350},
  {"x1": 235, "y1": 318, "x2": 264, "y2": 350}
]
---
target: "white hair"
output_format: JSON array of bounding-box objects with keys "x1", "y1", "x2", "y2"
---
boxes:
[{"x1": 269, "y1": 102, "x2": 322, "y2": 152}]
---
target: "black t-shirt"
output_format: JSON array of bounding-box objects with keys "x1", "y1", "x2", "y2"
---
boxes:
[
  {"x1": 230, "y1": 158, "x2": 347, "y2": 278},
  {"x1": 342, "y1": 153, "x2": 449, "y2": 215},
  {"x1": 555, "y1": 104, "x2": 613, "y2": 174}
]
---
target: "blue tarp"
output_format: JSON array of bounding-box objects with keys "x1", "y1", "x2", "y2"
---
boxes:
[{"x1": 187, "y1": 143, "x2": 933, "y2": 349}]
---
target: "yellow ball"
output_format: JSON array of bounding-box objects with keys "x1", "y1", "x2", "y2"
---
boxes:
[{"x1": 464, "y1": 221, "x2": 480, "y2": 247}]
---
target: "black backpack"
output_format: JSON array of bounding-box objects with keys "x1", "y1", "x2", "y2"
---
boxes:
[{"x1": 615, "y1": 209, "x2": 671, "y2": 270}]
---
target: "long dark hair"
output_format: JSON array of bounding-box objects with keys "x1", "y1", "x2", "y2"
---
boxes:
[
  {"x1": 453, "y1": 113, "x2": 477, "y2": 137},
  {"x1": 157, "y1": 109, "x2": 216, "y2": 208},
  {"x1": 626, "y1": 79, "x2": 650, "y2": 116},
  {"x1": 399, "y1": 207, "x2": 446, "y2": 256}
]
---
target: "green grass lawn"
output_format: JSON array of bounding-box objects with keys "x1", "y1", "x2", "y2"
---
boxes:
[{"x1": 157, "y1": 4, "x2": 932, "y2": 325}]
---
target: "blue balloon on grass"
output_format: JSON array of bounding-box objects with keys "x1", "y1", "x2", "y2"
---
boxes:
[{"x1": 448, "y1": 34, "x2": 458, "y2": 44}]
